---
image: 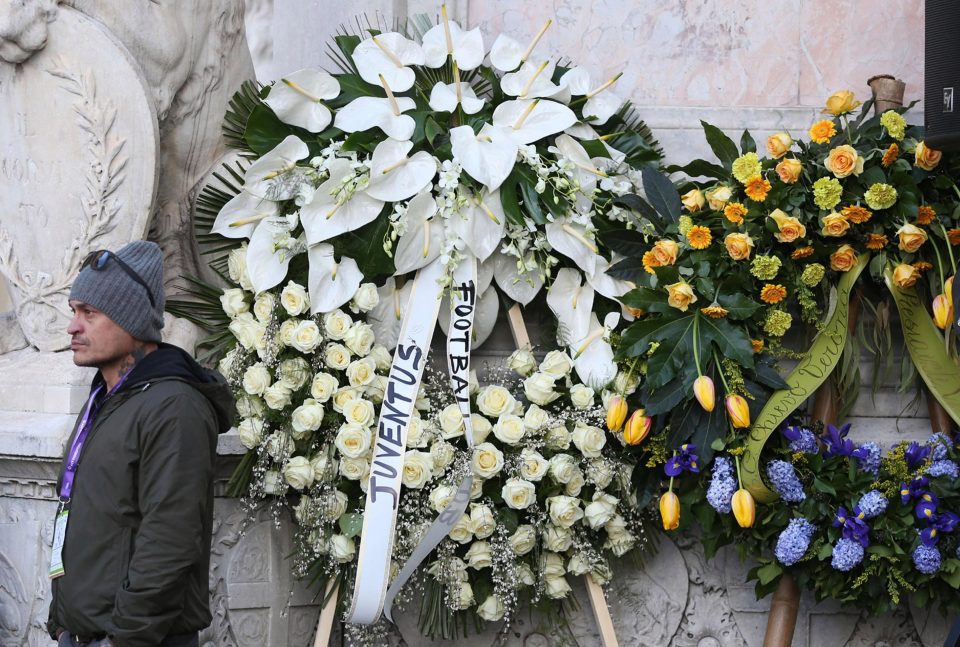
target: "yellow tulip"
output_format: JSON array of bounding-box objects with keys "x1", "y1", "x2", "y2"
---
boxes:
[
  {"x1": 933, "y1": 294, "x2": 951, "y2": 330},
  {"x1": 659, "y1": 491, "x2": 680, "y2": 530},
  {"x1": 606, "y1": 396, "x2": 628, "y2": 432},
  {"x1": 732, "y1": 488, "x2": 756, "y2": 528},
  {"x1": 693, "y1": 375, "x2": 715, "y2": 412},
  {"x1": 725, "y1": 394, "x2": 751, "y2": 428},
  {"x1": 946, "y1": 276, "x2": 954, "y2": 306},
  {"x1": 624, "y1": 409, "x2": 652, "y2": 445}
]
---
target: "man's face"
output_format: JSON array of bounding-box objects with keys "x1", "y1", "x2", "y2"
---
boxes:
[{"x1": 67, "y1": 300, "x2": 137, "y2": 369}]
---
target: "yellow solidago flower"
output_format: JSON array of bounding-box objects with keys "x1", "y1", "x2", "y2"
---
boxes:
[{"x1": 687, "y1": 225, "x2": 712, "y2": 249}]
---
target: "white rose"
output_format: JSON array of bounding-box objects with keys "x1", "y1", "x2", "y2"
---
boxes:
[
  {"x1": 220, "y1": 288, "x2": 249, "y2": 318},
  {"x1": 323, "y1": 309, "x2": 353, "y2": 340},
  {"x1": 344, "y1": 322, "x2": 375, "y2": 356},
  {"x1": 501, "y1": 478, "x2": 536, "y2": 510},
  {"x1": 369, "y1": 344, "x2": 392, "y2": 371},
  {"x1": 344, "y1": 398, "x2": 375, "y2": 427},
  {"x1": 510, "y1": 525, "x2": 536, "y2": 555},
  {"x1": 549, "y1": 454, "x2": 577, "y2": 484},
  {"x1": 264, "y1": 383, "x2": 293, "y2": 410},
  {"x1": 542, "y1": 552, "x2": 565, "y2": 578},
  {"x1": 564, "y1": 469, "x2": 585, "y2": 497},
  {"x1": 332, "y1": 423, "x2": 369, "y2": 458},
  {"x1": 402, "y1": 450, "x2": 434, "y2": 489},
  {"x1": 339, "y1": 456, "x2": 370, "y2": 481},
  {"x1": 584, "y1": 491, "x2": 619, "y2": 529},
  {"x1": 227, "y1": 246, "x2": 253, "y2": 291},
  {"x1": 469, "y1": 369, "x2": 480, "y2": 396},
  {"x1": 517, "y1": 563, "x2": 535, "y2": 586},
  {"x1": 229, "y1": 313, "x2": 265, "y2": 350},
  {"x1": 569, "y1": 384, "x2": 595, "y2": 409},
  {"x1": 217, "y1": 346, "x2": 241, "y2": 379},
  {"x1": 539, "y1": 350, "x2": 574, "y2": 378},
  {"x1": 469, "y1": 504, "x2": 496, "y2": 539},
  {"x1": 237, "y1": 417, "x2": 264, "y2": 449},
  {"x1": 278, "y1": 357, "x2": 311, "y2": 390},
  {"x1": 493, "y1": 415, "x2": 525, "y2": 445},
  {"x1": 329, "y1": 534, "x2": 356, "y2": 563},
  {"x1": 406, "y1": 416, "x2": 428, "y2": 448},
  {"x1": 294, "y1": 495, "x2": 313, "y2": 524},
  {"x1": 291, "y1": 399, "x2": 325, "y2": 436},
  {"x1": 278, "y1": 318, "x2": 299, "y2": 347},
  {"x1": 439, "y1": 403, "x2": 465, "y2": 438},
  {"x1": 613, "y1": 370, "x2": 639, "y2": 396},
  {"x1": 519, "y1": 448, "x2": 549, "y2": 482},
  {"x1": 280, "y1": 281, "x2": 310, "y2": 316},
  {"x1": 253, "y1": 292, "x2": 275, "y2": 323},
  {"x1": 476, "y1": 385, "x2": 516, "y2": 418},
  {"x1": 604, "y1": 514, "x2": 629, "y2": 539},
  {"x1": 572, "y1": 422, "x2": 606, "y2": 458},
  {"x1": 591, "y1": 562, "x2": 613, "y2": 583},
  {"x1": 507, "y1": 347, "x2": 536, "y2": 376},
  {"x1": 567, "y1": 552, "x2": 592, "y2": 576},
  {"x1": 291, "y1": 320, "x2": 322, "y2": 353},
  {"x1": 543, "y1": 524, "x2": 573, "y2": 552},
  {"x1": 331, "y1": 387, "x2": 360, "y2": 413},
  {"x1": 469, "y1": 476, "x2": 485, "y2": 500},
  {"x1": 545, "y1": 575, "x2": 571, "y2": 599},
  {"x1": 265, "y1": 432, "x2": 294, "y2": 460},
  {"x1": 350, "y1": 282, "x2": 380, "y2": 313},
  {"x1": 523, "y1": 372, "x2": 560, "y2": 406},
  {"x1": 605, "y1": 532, "x2": 636, "y2": 557},
  {"x1": 324, "y1": 343, "x2": 352, "y2": 370},
  {"x1": 523, "y1": 404, "x2": 550, "y2": 432},
  {"x1": 465, "y1": 541, "x2": 492, "y2": 569},
  {"x1": 429, "y1": 484, "x2": 456, "y2": 512},
  {"x1": 283, "y1": 456, "x2": 315, "y2": 490},
  {"x1": 470, "y1": 414, "x2": 492, "y2": 444},
  {"x1": 364, "y1": 375, "x2": 388, "y2": 403},
  {"x1": 263, "y1": 469, "x2": 284, "y2": 495},
  {"x1": 586, "y1": 459, "x2": 615, "y2": 489},
  {"x1": 346, "y1": 357, "x2": 377, "y2": 387},
  {"x1": 311, "y1": 453, "x2": 332, "y2": 482},
  {"x1": 310, "y1": 372, "x2": 339, "y2": 402},
  {"x1": 236, "y1": 395, "x2": 266, "y2": 419},
  {"x1": 547, "y1": 495, "x2": 584, "y2": 528},
  {"x1": 319, "y1": 489, "x2": 348, "y2": 520},
  {"x1": 430, "y1": 439, "x2": 456, "y2": 472},
  {"x1": 472, "y1": 442, "x2": 504, "y2": 479},
  {"x1": 448, "y1": 513, "x2": 473, "y2": 544},
  {"x1": 454, "y1": 581, "x2": 474, "y2": 609},
  {"x1": 477, "y1": 594, "x2": 505, "y2": 621},
  {"x1": 242, "y1": 362, "x2": 272, "y2": 396},
  {"x1": 545, "y1": 425, "x2": 571, "y2": 450}
]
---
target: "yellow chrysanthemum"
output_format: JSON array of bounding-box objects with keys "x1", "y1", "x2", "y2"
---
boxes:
[
  {"x1": 744, "y1": 176, "x2": 771, "y2": 202},
  {"x1": 732, "y1": 152, "x2": 763, "y2": 184},
  {"x1": 760, "y1": 284, "x2": 788, "y2": 304},
  {"x1": 687, "y1": 225, "x2": 713, "y2": 249},
  {"x1": 724, "y1": 202, "x2": 748, "y2": 224},
  {"x1": 809, "y1": 119, "x2": 837, "y2": 144}
]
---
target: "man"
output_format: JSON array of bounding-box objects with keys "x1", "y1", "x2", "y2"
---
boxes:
[{"x1": 47, "y1": 241, "x2": 235, "y2": 647}]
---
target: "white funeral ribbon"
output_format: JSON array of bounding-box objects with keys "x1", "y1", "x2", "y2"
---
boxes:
[
  {"x1": 345, "y1": 257, "x2": 446, "y2": 625},
  {"x1": 383, "y1": 254, "x2": 478, "y2": 622}
]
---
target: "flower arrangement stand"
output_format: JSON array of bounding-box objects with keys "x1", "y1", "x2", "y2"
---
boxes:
[
  {"x1": 313, "y1": 578, "x2": 339, "y2": 647},
  {"x1": 507, "y1": 302, "x2": 620, "y2": 647}
]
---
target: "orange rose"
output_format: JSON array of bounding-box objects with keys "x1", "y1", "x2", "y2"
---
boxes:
[
  {"x1": 896, "y1": 223, "x2": 928, "y2": 253},
  {"x1": 775, "y1": 158, "x2": 802, "y2": 184},
  {"x1": 915, "y1": 141, "x2": 942, "y2": 171},
  {"x1": 705, "y1": 185, "x2": 733, "y2": 211},
  {"x1": 681, "y1": 189, "x2": 705, "y2": 212},
  {"x1": 768, "y1": 208, "x2": 806, "y2": 243},
  {"x1": 829, "y1": 244, "x2": 858, "y2": 272},
  {"x1": 651, "y1": 239, "x2": 679, "y2": 266},
  {"x1": 824, "y1": 144, "x2": 864, "y2": 178},
  {"x1": 766, "y1": 132, "x2": 793, "y2": 159},
  {"x1": 666, "y1": 281, "x2": 697, "y2": 312},
  {"x1": 820, "y1": 212, "x2": 850, "y2": 237},
  {"x1": 823, "y1": 90, "x2": 860, "y2": 116},
  {"x1": 892, "y1": 263, "x2": 921, "y2": 288},
  {"x1": 724, "y1": 232, "x2": 754, "y2": 260}
]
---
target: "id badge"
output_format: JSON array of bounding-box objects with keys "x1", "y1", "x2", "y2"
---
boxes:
[{"x1": 49, "y1": 508, "x2": 69, "y2": 579}]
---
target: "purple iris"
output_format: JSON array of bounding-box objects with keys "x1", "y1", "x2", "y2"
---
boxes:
[
  {"x1": 920, "y1": 512, "x2": 960, "y2": 547},
  {"x1": 782, "y1": 425, "x2": 818, "y2": 454},
  {"x1": 905, "y1": 442, "x2": 932, "y2": 471},
  {"x1": 900, "y1": 476, "x2": 930, "y2": 504},
  {"x1": 664, "y1": 443, "x2": 700, "y2": 477},
  {"x1": 832, "y1": 505, "x2": 870, "y2": 548},
  {"x1": 822, "y1": 423, "x2": 855, "y2": 458},
  {"x1": 915, "y1": 492, "x2": 939, "y2": 521}
]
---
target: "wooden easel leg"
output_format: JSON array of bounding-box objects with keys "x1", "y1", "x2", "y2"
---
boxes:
[
  {"x1": 313, "y1": 578, "x2": 339, "y2": 647},
  {"x1": 585, "y1": 574, "x2": 620, "y2": 647},
  {"x1": 762, "y1": 572, "x2": 800, "y2": 647}
]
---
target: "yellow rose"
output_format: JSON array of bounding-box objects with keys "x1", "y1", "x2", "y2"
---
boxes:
[
  {"x1": 681, "y1": 188, "x2": 705, "y2": 212},
  {"x1": 766, "y1": 132, "x2": 792, "y2": 159},
  {"x1": 896, "y1": 223, "x2": 928, "y2": 253},
  {"x1": 665, "y1": 281, "x2": 697, "y2": 312},
  {"x1": 824, "y1": 144, "x2": 864, "y2": 178},
  {"x1": 823, "y1": 90, "x2": 860, "y2": 115},
  {"x1": 829, "y1": 244, "x2": 858, "y2": 272},
  {"x1": 820, "y1": 212, "x2": 850, "y2": 237},
  {"x1": 651, "y1": 239, "x2": 679, "y2": 266},
  {"x1": 915, "y1": 141, "x2": 942, "y2": 171},
  {"x1": 768, "y1": 209, "x2": 807, "y2": 243},
  {"x1": 775, "y1": 158, "x2": 802, "y2": 184},
  {"x1": 892, "y1": 263, "x2": 921, "y2": 288},
  {"x1": 705, "y1": 185, "x2": 732, "y2": 211},
  {"x1": 724, "y1": 232, "x2": 755, "y2": 260}
]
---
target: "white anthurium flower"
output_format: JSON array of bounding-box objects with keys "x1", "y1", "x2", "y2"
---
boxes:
[
  {"x1": 429, "y1": 80, "x2": 485, "y2": 115},
  {"x1": 587, "y1": 254, "x2": 634, "y2": 302},
  {"x1": 211, "y1": 190, "x2": 280, "y2": 239},
  {"x1": 300, "y1": 158, "x2": 384, "y2": 245},
  {"x1": 450, "y1": 123, "x2": 519, "y2": 192},
  {"x1": 333, "y1": 95, "x2": 417, "y2": 141},
  {"x1": 478, "y1": 258, "x2": 495, "y2": 294},
  {"x1": 546, "y1": 268, "x2": 594, "y2": 345},
  {"x1": 352, "y1": 32, "x2": 425, "y2": 93},
  {"x1": 491, "y1": 99, "x2": 577, "y2": 145},
  {"x1": 368, "y1": 277, "x2": 413, "y2": 350},
  {"x1": 558, "y1": 67, "x2": 623, "y2": 125},
  {"x1": 583, "y1": 92, "x2": 622, "y2": 126},
  {"x1": 421, "y1": 17, "x2": 485, "y2": 70},
  {"x1": 264, "y1": 68, "x2": 340, "y2": 132},
  {"x1": 247, "y1": 217, "x2": 302, "y2": 293},
  {"x1": 307, "y1": 244, "x2": 364, "y2": 313},
  {"x1": 448, "y1": 189, "x2": 506, "y2": 261},
  {"x1": 552, "y1": 133, "x2": 609, "y2": 196},
  {"x1": 492, "y1": 251, "x2": 543, "y2": 305},
  {"x1": 545, "y1": 218, "x2": 598, "y2": 276},
  {"x1": 243, "y1": 135, "x2": 310, "y2": 199},
  {"x1": 438, "y1": 279, "x2": 500, "y2": 348},
  {"x1": 500, "y1": 59, "x2": 560, "y2": 99},
  {"x1": 564, "y1": 123, "x2": 627, "y2": 164},
  {"x1": 394, "y1": 192, "x2": 444, "y2": 274},
  {"x1": 572, "y1": 311, "x2": 620, "y2": 388},
  {"x1": 366, "y1": 139, "x2": 437, "y2": 202},
  {"x1": 488, "y1": 20, "x2": 551, "y2": 72}
]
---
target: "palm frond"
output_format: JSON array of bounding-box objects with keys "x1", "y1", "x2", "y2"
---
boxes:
[
  {"x1": 195, "y1": 161, "x2": 247, "y2": 275},
  {"x1": 166, "y1": 275, "x2": 235, "y2": 363},
  {"x1": 224, "y1": 80, "x2": 265, "y2": 152}
]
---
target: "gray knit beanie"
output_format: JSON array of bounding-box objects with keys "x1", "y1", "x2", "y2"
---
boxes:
[{"x1": 70, "y1": 241, "x2": 165, "y2": 342}]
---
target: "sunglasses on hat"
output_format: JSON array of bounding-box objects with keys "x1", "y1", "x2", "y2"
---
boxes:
[{"x1": 81, "y1": 250, "x2": 157, "y2": 308}]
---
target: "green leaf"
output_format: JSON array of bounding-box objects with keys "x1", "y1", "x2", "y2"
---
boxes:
[
  {"x1": 621, "y1": 287, "x2": 673, "y2": 315},
  {"x1": 614, "y1": 193, "x2": 661, "y2": 229},
  {"x1": 499, "y1": 171, "x2": 524, "y2": 226},
  {"x1": 859, "y1": 165, "x2": 887, "y2": 188},
  {"x1": 334, "y1": 34, "x2": 361, "y2": 60},
  {"x1": 642, "y1": 167, "x2": 682, "y2": 223},
  {"x1": 643, "y1": 377, "x2": 689, "y2": 416},
  {"x1": 699, "y1": 316, "x2": 755, "y2": 367},
  {"x1": 606, "y1": 257, "x2": 648, "y2": 282},
  {"x1": 753, "y1": 360, "x2": 790, "y2": 390},
  {"x1": 813, "y1": 477, "x2": 837, "y2": 496},
  {"x1": 668, "y1": 396, "x2": 725, "y2": 465},
  {"x1": 943, "y1": 559, "x2": 960, "y2": 588},
  {"x1": 756, "y1": 562, "x2": 783, "y2": 585},
  {"x1": 866, "y1": 544, "x2": 894, "y2": 557},
  {"x1": 327, "y1": 73, "x2": 379, "y2": 109},
  {"x1": 424, "y1": 116, "x2": 444, "y2": 145},
  {"x1": 331, "y1": 211, "x2": 395, "y2": 277},
  {"x1": 579, "y1": 139, "x2": 612, "y2": 159},
  {"x1": 666, "y1": 159, "x2": 730, "y2": 180},
  {"x1": 740, "y1": 129, "x2": 757, "y2": 154},
  {"x1": 598, "y1": 228, "x2": 649, "y2": 258},
  {"x1": 519, "y1": 175, "x2": 546, "y2": 225},
  {"x1": 716, "y1": 292, "x2": 763, "y2": 320},
  {"x1": 339, "y1": 512, "x2": 363, "y2": 538},
  {"x1": 244, "y1": 104, "x2": 297, "y2": 155},
  {"x1": 700, "y1": 120, "x2": 739, "y2": 167},
  {"x1": 618, "y1": 314, "x2": 687, "y2": 358}
]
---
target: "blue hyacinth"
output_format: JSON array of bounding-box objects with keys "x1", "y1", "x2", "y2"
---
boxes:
[
  {"x1": 856, "y1": 490, "x2": 888, "y2": 520},
  {"x1": 852, "y1": 442, "x2": 881, "y2": 476},
  {"x1": 926, "y1": 459, "x2": 959, "y2": 480},
  {"x1": 928, "y1": 432, "x2": 953, "y2": 462},
  {"x1": 831, "y1": 537, "x2": 865, "y2": 572},
  {"x1": 766, "y1": 460, "x2": 806, "y2": 503},
  {"x1": 782, "y1": 426, "x2": 818, "y2": 454},
  {"x1": 774, "y1": 518, "x2": 817, "y2": 566},
  {"x1": 706, "y1": 456, "x2": 736, "y2": 514},
  {"x1": 913, "y1": 544, "x2": 942, "y2": 574}
]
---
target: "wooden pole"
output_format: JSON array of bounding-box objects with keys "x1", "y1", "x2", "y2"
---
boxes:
[
  {"x1": 506, "y1": 303, "x2": 619, "y2": 647},
  {"x1": 313, "y1": 578, "x2": 339, "y2": 647},
  {"x1": 926, "y1": 388, "x2": 955, "y2": 437},
  {"x1": 761, "y1": 573, "x2": 801, "y2": 647}
]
